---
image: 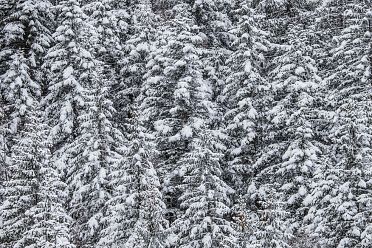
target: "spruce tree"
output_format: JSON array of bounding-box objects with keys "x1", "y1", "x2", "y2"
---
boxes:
[
  {"x1": 44, "y1": 0, "x2": 123, "y2": 246},
  {"x1": 237, "y1": 182, "x2": 292, "y2": 247},
  {"x1": 223, "y1": 0, "x2": 270, "y2": 199},
  {"x1": 304, "y1": 3, "x2": 372, "y2": 247},
  {"x1": 0, "y1": 0, "x2": 53, "y2": 142},
  {"x1": 267, "y1": 21, "x2": 323, "y2": 232},
  {"x1": 172, "y1": 129, "x2": 239, "y2": 248},
  {"x1": 99, "y1": 101, "x2": 168, "y2": 248},
  {"x1": 65, "y1": 77, "x2": 123, "y2": 247},
  {"x1": 115, "y1": 0, "x2": 157, "y2": 136},
  {"x1": 162, "y1": 18, "x2": 238, "y2": 246},
  {"x1": 44, "y1": 0, "x2": 91, "y2": 148},
  {"x1": 140, "y1": 2, "x2": 191, "y2": 224},
  {"x1": 0, "y1": 103, "x2": 74, "y2": 248},
  {"x1": 0, "y1": 95, "x2": 9, "y2": 204},
  {"x1": 0, "y1": 0, "x2": 54, "y2": 229}
]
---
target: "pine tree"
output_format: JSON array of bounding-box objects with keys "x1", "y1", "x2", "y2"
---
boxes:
[
  {"x1": 0, "y1": 103, "x2": 74, "y2": 248},
  {"x1": 190, "y1": 0, "x2": 234, "y2": 94},
  {"x1": 191, "y1": 0, "x2": 232, "y2": 46}
]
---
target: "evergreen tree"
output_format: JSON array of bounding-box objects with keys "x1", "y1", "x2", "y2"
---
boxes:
[
  {"x1": 223, "y1": 0, "x2": 270, "y2": 197},
  {"x1": 0, "y1": 0, "x2": 53, "y2": 134},
  {"x1": 65, "y1": 77, "x2": 123, "y2": 247},
  {"x1": 0, "y1": 95, "x2": 9, "y2": 204},
  {"x1": 83, "y1": 0, "x2": 127, "y2": 64},
  {"x1": 267, "y1": 20, "x2": 323, "y2": 232},
  {"x1": 0, "y1": 0, "x2": 54, "y2": 204},
  {"x1": 172, "y1": 129, "x2": 239, "y2": 248},
  {"x1": 44, "y1": 0, "x2": 123, "y2": 246},
  {"x1": 172, "y1": 109, "x2": 239, "y2": 247},
  {"x1": 83, "y1": 0, "x2": 129, "y2": 118},
  {"x1": 304, "y1": 3, "x2": 372, "y2": 247},
  {"x1": 44, "y1": 0, "x2": 91, "y2": 148},
  {"x1": 222, "y1": 2, "x2": 295, "y2": 246},
  {"x1": 140, "y1": 2, "x2": 192, "y2": 224},
  {"x1": 237, "y1": 182, "x2": 292, "y2": 247},
  {"x1": 162, "y1": 19, "x2": 238, "y2": 246},
  {"x1": 115, "y1": 0, "x2": 157, "y2": 136},
  {"x1": 191, "y1": 0, "x2": 232, "y2": 46},
  {"x1": 99, "y1": 102, "x2": 168, "y2": 248},
  {"x1": 0, "y1": 103, "x2": 74, "y2": 248}
]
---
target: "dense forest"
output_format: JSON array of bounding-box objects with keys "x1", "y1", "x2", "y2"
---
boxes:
[{"x1": 0, "y1": 0, "x2": 371, "y2": 247}]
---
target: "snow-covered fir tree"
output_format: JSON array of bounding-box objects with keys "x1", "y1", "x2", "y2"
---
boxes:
[
  {"x1": 171, "y1": 106, "x2": 239, "y2": 247},
  {"x1": 44, "y1": 0, "x2": 124, "y2": 246},
  {"x1": 160, "y1": 17, "x2": 238, "y2": 246},
  {"x1": 304, "y1": 3, "x2": 372, "y2": 247},
  {"x1": 139, "y1": 2, "x2": 192, "y2": 225},
  {"x1": 223, "y1": 0, "x2": 270, "y2": 200},
  {"x1": 0, "y1": 0, "x2": 53, "y2": 135},
  {"x1": 115, "y1": 0, "x2": 157, "y2": 136},
  {"x1": 43, "y1": 0, "x2": 91, "y2": 148},
  {"x1": 0, "y1": 102, "x2": 74, "y2": 248},
  {"x1": 266, "y1": 20, "x2": 324, "y2": 233},
  {"x1": 99, "y1": 99, "x2": 168, "y2": 248},
  {"x1": 65, "y1": 77, "x2": 123, "y2": 247},
  {"x1": 221, "y1": 1, "x2": 297, "y2": 246},
  {"x1": 237, "y1": 181, "x2": 292, "y2": 247},
  {"x1": 0, "y1": 0, "x2": 54, "y2": 205},
  {"x1": 83, "y1": 0, "x2": 130, "y2": 124},
  {"x1": 0, "y1": 95, "x2": 9, "y2": 204}
]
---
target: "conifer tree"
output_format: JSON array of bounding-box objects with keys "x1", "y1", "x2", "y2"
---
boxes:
[
  {"x1": 0, "y1": 95, "x2": 9, "y2": 204},
  {"x1": 237, "y1": 182, "x2": 292, "y2": 247},
  {"x1": 65, "y1": 77, "x2": 123, "y2": 247},
  {"x1": 140, "y1": 2, "x2": 193, "y2": 224},
  {"x1": 222, "y1": 2, "x2": 296, "y2": 246},
  {"x1": 44, "y1": 0, "x2": 91, "y2": 148},
  {"x1": 116, "y1": 0, "x2": 157, "y2": 135},
  {"x1": 83, "y1": 0, "x2": 129, "y2": 110},
  {"x1": 172, "y1": 129, "x2": 239, "y2": 248},
  {"x1": 266, "y1": 21, "x2": 323, "y2": 232},
  {"x1": 0, "y1": 0, "x2": 53, "y2": 135},
  {"x1": 304, "y1": 3, "x2": 372, "y2": 247},
  {"x1": 83, "y1": 0, "x2": 127, "y2": 63},
  {"x1": 223, "y1": 0, "x2": 270, "y2": 196},
  {"x1": 99, "y1": 101, "x2": 168, "y2": 248},
  {"x1": 0, "y1": 103, "x2": 74, "y2": 248},
  {"x1": 0, "y1": 0, "x2": 54, "y2": 203},
  {"x1": 44, "y1": 0, "x2": 123, "y2": 246},
  {"x1": 161, "y1": 18, "x2": 238, "y2": 246}
]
